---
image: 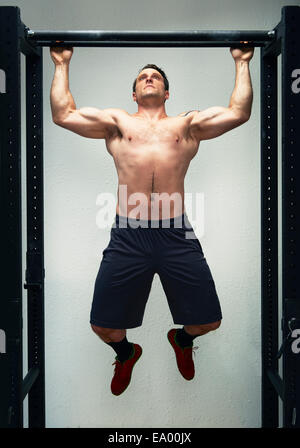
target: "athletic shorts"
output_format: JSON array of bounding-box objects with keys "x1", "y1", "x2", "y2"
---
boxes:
[{"x1": 90, "y1": 214, "x2": 222, "y2": 329}]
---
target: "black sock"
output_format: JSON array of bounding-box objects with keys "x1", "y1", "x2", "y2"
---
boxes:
[
  {"x1": 175, "y1": 327, "x2": 199, "y2": 348},
  {"x1": 107, "y1": 336, "x2": 134, "y2": 363}
]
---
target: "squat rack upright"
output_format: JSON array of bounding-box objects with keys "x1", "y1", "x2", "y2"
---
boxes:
[{"x1": 0, "y1": 5, "x2": 299, "y2": 428}]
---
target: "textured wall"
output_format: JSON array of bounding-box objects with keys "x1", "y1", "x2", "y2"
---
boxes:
[{"x1": 11, "y1": 0, "x2": 297, "y2": 428}]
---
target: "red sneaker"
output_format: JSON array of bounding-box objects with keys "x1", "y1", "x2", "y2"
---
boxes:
[
  {"x1": 167, "y1": 329, "x2": 198, "y2": 380},
  {"x1": 110, "y1": 343, "x2": 142, "y2": 395}
]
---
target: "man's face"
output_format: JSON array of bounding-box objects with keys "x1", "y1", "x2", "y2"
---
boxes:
[{"x1": 133, "y1": 68, "x2": 169, "y2": 104}]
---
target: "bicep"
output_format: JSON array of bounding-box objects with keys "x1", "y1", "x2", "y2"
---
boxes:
[
  {"x1": 55, "y1": 107, "x2": 118, "y2": 139},
  {"x1": 190, "y1": 106, "x2": 248, "y2": 141}
]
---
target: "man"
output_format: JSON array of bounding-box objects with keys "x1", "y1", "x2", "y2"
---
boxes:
[{"x1": 50, "y1": 46, "x2": 254, "y2": 395}]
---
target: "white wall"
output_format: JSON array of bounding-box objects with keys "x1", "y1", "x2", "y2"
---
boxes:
[{"x1": 9, "y1": 0, "x2": 298, "y2": 428}]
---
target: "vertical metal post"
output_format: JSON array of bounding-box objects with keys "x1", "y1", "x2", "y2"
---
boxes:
[
  {"x1": 260, "y1": 44, "x2": 279, "y2": 427},
  {"x1": 281, "y1": 5, "x2": 300, "y2": 428},
  {"x1": 0, "y1": 6, "x2": 23, "y2": 428},
  {"x1": 25, "y1": 47, "x2": 45, "y2": 428}
]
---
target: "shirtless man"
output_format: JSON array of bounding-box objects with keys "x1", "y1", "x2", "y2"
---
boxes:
[{"x1": 50, "y1": 46, "x2": 254, "y2": 395}]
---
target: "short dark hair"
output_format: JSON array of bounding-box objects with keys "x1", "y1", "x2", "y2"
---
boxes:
[{"x1": 132, "y1": 64, "x2": 169, "y2": 92}]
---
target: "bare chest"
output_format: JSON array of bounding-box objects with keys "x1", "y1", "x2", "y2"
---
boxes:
[
  {"x1": 125, "y1": 120, "x2": 183, "y2": 145},
  {"x1": 107, "y1": 116, "x2": 198, "y2": 161}
]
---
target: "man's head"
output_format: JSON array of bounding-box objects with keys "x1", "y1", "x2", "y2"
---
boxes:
[{"x1": 132, "y1": 64, "x2": 169, "y2": 105}]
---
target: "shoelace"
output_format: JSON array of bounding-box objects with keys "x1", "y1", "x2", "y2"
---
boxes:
[
  {"x1": 112, "y1": 359, "x2": 123, "y2": 370},
  {"x1": 183, "y1": 345, "x2": 199, "y2": 358},
  {"x1": 192, "y1": 346, "x2": 199, "y2": 358}
]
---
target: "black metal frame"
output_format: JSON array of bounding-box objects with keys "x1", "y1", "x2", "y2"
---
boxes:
[
  {"x1": 261, "y1": 6, "x2": 300, "y2": 427},
  {"x1": 0, "y1": 5, "x2": 299, "y2": 428}
]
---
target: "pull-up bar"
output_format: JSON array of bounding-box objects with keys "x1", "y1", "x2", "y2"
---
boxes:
[{"x1": 25, "y1": 28, "x2": 275, "y2": 47}]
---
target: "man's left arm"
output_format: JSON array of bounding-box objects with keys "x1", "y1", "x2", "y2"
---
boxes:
[{"x1": 189, "y1": 47, "x2": 254, "y2": 141}]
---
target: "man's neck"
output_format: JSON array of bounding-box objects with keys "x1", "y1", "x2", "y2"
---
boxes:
[{"x1": 135, "y1": 104, "x2": 168, "y2": 121}]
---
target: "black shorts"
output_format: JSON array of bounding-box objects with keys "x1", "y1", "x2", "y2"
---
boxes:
[{"x1": 90, "y1": 214, "x2": 222, "y2": 329}]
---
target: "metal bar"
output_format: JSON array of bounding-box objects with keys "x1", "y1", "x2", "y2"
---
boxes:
[
  {"x1": 281, "y1": 5, "x2": 300, "y2": 428},
  {"x1": 26, "y1": 29, "x2": 275, "y2": 41},
  {"x1": 25, "y1": 47, "x2": 46, "y2": 428},
  {"x1": 260, "y1": 45, "x2": 279, "y2": 428},
  {"x1": 27, "y1": 40, "x2": 270, "y2": 48},
  {"x1": 25, "y1": 29, "x2": 275, "y2": 47},
  {"x1": 267, "y1": 369, "x2": 283, "y2": 401},
  {"x1": 0, "y1": 6, "x2": 23, "y2": 428},
  {"x1": 22, "y1": 368, "x2": 40, "y2": 401}
]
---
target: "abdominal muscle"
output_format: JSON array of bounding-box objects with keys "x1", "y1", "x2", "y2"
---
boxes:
[
  {"x1": 114, "y1": 150, "x2": 188, "y2": 220},
  {"x1": 116, "y1": 182, "x2": 185, "y2": 220}
]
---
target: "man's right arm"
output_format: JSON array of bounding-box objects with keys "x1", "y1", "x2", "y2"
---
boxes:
[{"x1": 50, "y1": 47, "x2": 119, "y2": 139}]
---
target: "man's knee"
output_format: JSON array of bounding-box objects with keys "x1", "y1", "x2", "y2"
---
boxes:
[
  {"x1": 90, "y1": 324, "x2": 126, "y2": 342},
  {"x1": 207, "y1": 319, "x2": 222, "y2": 331},
  {"x1": 185, "y1": 319, "x2": 221, "y2": 335},
  {"x1": 91, "y1": 324, "x2": 113, "y2": 336},
  {"x1": 91, "y1": 324, "x2": 101, "y2": 335}
]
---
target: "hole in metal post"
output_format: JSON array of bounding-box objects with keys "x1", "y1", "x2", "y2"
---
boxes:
[{"x1": 0, "y1": 69, "x2": 6, "y2": 93}]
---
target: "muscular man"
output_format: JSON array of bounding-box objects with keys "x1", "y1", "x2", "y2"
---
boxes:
[{"x1": 50, "y1": 46, "x2": 254, "y2": 395}]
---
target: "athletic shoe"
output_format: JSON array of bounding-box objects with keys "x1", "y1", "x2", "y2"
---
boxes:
[
  {"x1": 167, "y1": 329, "x2": 198, "y2": 380},
  {"x1": 110, "y1": 343, "x2": 142, "y2": 395}
]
